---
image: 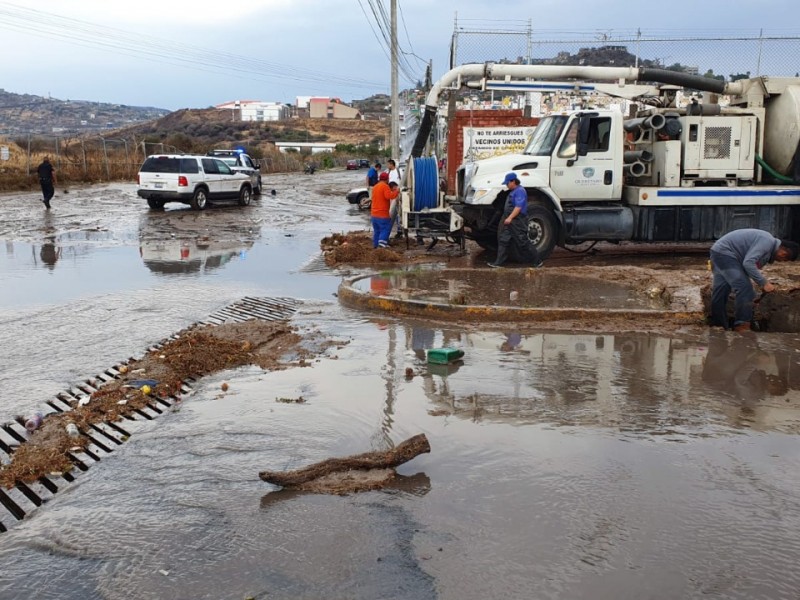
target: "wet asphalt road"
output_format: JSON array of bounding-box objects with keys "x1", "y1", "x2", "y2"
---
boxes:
[{"x1": 1, "y1": 171, "x2": 800, "y2": 599}]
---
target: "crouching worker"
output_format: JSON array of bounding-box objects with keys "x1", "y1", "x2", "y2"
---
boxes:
[
  {"x1": 371, "y1": 172, "x2": 400, "y2": 249},
  {"x1": 710, "y1": 228, "x2": 799, "y2": 331}
]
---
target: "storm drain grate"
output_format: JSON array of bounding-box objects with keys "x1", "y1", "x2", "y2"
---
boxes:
[
  {"x1": 202, "y1": 296, "x2": 301, "y2": 325},
  {"x1": 0, "y1": 296, "x2": 299, "y2": 534}
]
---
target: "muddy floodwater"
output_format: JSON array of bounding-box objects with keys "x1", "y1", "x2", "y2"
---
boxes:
[
  {"x1": 353, "y1": 268, "x2": 667, "y2": 309},
  {"x1": 2, "y1": 172, "x2": 800, "y2": 599}
]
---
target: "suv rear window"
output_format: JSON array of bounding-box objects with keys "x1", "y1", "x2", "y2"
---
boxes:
[{"x1": 140, "y1": 157, "x2": 199, "y2": 174}]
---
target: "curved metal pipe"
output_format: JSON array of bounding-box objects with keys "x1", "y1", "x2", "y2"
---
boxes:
[
  {"x1": 624, "y1": 150, "x2": 654, "y2": 164},
  {"x1": 625, "y1": 161, "x2": 647, "y2": 177},
  {"x1": 623, "y1": 114, "x2": 666, "y2": 133}
]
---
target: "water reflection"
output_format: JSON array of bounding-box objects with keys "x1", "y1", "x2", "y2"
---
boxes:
[
  {"x1": 357, "y1": 268, "x2": 665, "y2": 309},
  {"x1": 137, "y1": 209, "x2": 262, "y2": 275},
  {"x1": 35, "y1": 212, "x2": 60, "y2": 270},
  {"x1": 386, "y1": 324, "x2": 800, "y2": 436},
  {"x1": 139, "y1": 239, "x2": 254, "y2": 275}
]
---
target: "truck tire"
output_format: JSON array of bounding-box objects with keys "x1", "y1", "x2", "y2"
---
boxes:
[
  {"x1": 526, "y1": 205, "x2": 558, "y2": 259},
  {"x1": 238, "y1": 185, "x2": 252, "y2": 206},
  {"x1": 190, "y1": 187, "x2": 209, "y2": 210},
  {"x1": 147, "y1": 198, "x2": 165, "y2": 210}
]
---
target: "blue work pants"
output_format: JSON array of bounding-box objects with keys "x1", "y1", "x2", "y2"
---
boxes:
[
  {"x1": 710, "y1": 251, "x2": 757, "y2": 328},
  {"x1": 372, "y1": 217, "x2": 392, "y2": 248}
]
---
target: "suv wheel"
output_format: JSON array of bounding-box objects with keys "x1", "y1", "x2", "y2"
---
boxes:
[
  {"x1": 147, "y1": 198, "x2": 165, "y2": 210},
  {"x1": 191, "y1": 187, "x2": 209, "y2": 210},
  {"x1": 238, "y1": 185, "x2": 252, "y2": 206},
  {"x1": 357, "y1": 192, "x2": 371, "y2": 211}
]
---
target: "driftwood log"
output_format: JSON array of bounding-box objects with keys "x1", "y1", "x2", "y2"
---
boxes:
[{"x1": 259, "y1": 433, "x2": 430, "y2": 488}]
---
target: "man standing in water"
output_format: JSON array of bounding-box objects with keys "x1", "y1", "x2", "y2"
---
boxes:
[
  {"x1": 710, "y1": 228, "x2": 798, "y2": 331},
  {"x1": 488, "y1": 172, "x2": 542, "y2": 268},
  {"x1": 36, "y1": 157, "x2": 57, "y2": 209}
]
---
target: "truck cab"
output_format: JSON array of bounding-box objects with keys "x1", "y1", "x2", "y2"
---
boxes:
[{"x1": 457, "y1": 110, "x2": 625, "y2": 256}]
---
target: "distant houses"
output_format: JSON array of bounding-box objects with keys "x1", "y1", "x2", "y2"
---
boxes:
[
  {"x1": 217, "y1": 96, "x2": 362, "y2": 121},
  {"x1": 215, "y1": 100, "x2": 289, "y2": 122}
]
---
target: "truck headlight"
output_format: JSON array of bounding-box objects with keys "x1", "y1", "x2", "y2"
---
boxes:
[{"x1": 466, "y1": 187, "x2": 493, "y2": 203}]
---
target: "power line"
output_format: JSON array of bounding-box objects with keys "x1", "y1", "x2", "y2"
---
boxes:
[{"x1": 0, "y1": 3, "x2": 388, "y2": 93}]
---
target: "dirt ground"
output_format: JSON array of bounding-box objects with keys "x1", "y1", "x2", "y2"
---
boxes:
[{"x1": 323, "y1": 231, "x2": 800, "y2": 337}]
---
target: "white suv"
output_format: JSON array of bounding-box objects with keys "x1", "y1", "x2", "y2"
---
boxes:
[{"x1": 137, "y1": 154, "x2": 253, "y2": 210}]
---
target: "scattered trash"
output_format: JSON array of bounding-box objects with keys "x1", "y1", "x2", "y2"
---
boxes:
[
  {"x1": 140, "y1": 385, "x2": 152, "y2": 395},
  {"x1": 118, "y1": 365, "x2": 129, "y2": 374},
  {"x1": 117, "y1": 399, "x2": 128, "y2": 405},
  {"x1": 158, "y1": 569, "x2": 170, "y2": 577},
  {"x1": 509, "y1": 290, "x2": 519, "y2": 301},
  {"x1": 78, "y1": 397, "x2": 91, "y2": 406},
  {"x1": 125, "y1": 379, "x2": 158, "y2": 390},
  {"x1": 404, "y1": 367, "x2": 414, "y2": 379},
  {"x1": 221, "y1": 382, "x2": 229, "y2": 391},
  {"x1": 65, "y1": 423, "x2": 80, "y2": 438},
  {"x1": 426, "y1": 348, "x2": 465, "y2": 365},
  {"x1": 276, "y1": 396, "x2": 306, "y2": 404},
  {"x1": 24, "y1": 412, "x2": 43, "y2": 432}
]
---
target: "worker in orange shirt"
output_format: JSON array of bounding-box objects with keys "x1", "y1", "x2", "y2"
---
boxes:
[{"x1": 371, "y1": 171, "x2": 400, "y2": 248}]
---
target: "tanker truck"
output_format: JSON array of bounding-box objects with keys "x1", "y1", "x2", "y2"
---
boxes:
[{"x1": 404, "y1": 64, "x2": 800, "y2": 258}]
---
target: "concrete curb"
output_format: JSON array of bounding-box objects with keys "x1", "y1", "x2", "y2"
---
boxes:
[{"x1": 337, "y1": 274, "x2": 703, "y2": 323}]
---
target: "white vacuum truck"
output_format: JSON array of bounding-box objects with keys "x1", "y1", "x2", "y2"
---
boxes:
[{"x1": 406, "y1": 64, "x2": 800, "y2": 258}]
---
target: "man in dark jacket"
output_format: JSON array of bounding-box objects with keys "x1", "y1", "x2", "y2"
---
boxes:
[
  {"x1": 710, "y1": 228, "x2": 799, "y2": 331},
  {"x1": 36, "y1": 157, "x2": 57, "y2": 209}
]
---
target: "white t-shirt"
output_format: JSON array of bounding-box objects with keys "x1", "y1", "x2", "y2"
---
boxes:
[{"x1": 388, "y1": 167, "x2": 401, "y2": 186}]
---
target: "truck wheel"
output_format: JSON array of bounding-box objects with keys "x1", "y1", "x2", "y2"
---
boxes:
[
  {"x1": 526, "y1": 205, "x2": 558, "y2": 259},
  {"x1": 190, "y1": 187, "x2": 209, "y2": 210},
  {"x1": 238, "y1": 185, "x2": 252, "y2": 206},
  {"x1": 357, "y1": 192, "x2": 371, "y2": 211},
  {"x1": 147, "y1": 198, "x2": 165, "y2": 210}
]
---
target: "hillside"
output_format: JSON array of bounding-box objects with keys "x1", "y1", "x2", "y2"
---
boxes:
[
  {"x1": 0, "y1": 89, "x2": 169, "y2": 135},
  {"x1": 115, "y1": 108, "x2": 389, "y2": 152}
]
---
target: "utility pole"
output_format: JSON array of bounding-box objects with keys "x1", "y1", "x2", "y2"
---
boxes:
[{"x1": 390, "y1": 0, "x2": 399, "y2": 160}]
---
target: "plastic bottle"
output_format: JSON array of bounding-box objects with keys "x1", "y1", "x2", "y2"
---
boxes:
[
  {"x1": 25, "y1": 412, "x2": 43, "y2": 432},
  {"x1": 65, "y1": 423, "x2": 80, "y2": 438}
]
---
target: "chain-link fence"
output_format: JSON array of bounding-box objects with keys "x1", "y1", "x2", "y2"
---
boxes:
[
  {"x1": 0, "y1": 134, "x2": 182, "y2": 183},
  {"x1": 451, "y1": 24, "x2": 800, "y2": 79},
  {"x1": 0, "y1": 133, "x2": 373, "y2": 190}
]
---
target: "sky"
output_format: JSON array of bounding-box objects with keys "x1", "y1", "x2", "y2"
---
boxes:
[{"x1": 0, "y1": 0, "x2": 798, "y2": 111}]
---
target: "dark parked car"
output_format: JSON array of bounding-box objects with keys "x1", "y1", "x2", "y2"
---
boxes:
[
  {"x1": 346, "y1": 159, "x2": 359, "y2": 170},
  {"x1": 358, "y1": 159, "x2": 371, "y2": 168}
]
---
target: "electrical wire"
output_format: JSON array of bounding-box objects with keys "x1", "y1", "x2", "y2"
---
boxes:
[{"x1": 0, "y1": 2, "x2": 388, "y2": 92}]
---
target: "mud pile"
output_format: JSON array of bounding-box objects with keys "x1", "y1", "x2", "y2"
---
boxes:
[{"x1": 321, "y1": 232, "x2": 403, "y2": 266}]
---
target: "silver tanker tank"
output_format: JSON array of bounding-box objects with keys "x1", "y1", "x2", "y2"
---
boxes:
[{"x1": 762, "y1": 82, "x2": 800, "y2": 176}]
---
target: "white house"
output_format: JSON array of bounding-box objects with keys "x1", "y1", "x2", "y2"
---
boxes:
[{"x1": 216, "y1": 100, "x2": 289, "y2": 122}]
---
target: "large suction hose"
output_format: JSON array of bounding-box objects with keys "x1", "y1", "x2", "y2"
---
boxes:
[{"x1": 412, "y1": 156, "x2": 439, "y2": 210}]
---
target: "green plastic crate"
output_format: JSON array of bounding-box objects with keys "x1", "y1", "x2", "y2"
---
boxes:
[{"x1": 426, "y1": 348, "x2": 465, "y2": 364}]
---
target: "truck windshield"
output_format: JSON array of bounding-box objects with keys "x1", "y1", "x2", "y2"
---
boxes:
[{"x1": 523, "y1": 115, "x2": 568, "y2": 156}]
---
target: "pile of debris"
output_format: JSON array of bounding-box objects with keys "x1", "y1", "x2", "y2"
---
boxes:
[{"x1": 0, "y1": 320, "x2": 303, "y2": 487}]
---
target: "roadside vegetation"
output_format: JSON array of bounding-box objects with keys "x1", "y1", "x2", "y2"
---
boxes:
[{"x1": 0, "y1": 108, "x2": 391, "y2": 192}]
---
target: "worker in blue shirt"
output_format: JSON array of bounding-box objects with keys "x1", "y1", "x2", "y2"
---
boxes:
[
  {"x1": 488, "y1": 172, "x2": 542, "y2": 268},
  {"x1": 710, "y1": 228, "x2": 798, "y2": 331}
]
